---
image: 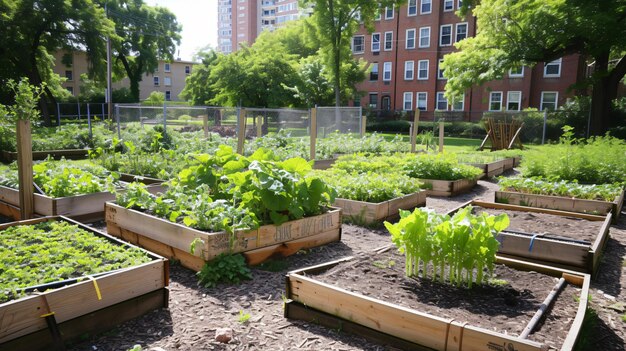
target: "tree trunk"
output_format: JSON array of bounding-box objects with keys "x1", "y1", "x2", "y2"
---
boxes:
[
  {"x1": 129, "y1": 75, "x2": 140, "y2": 102},
  {"x1": 588, "y1": 52, "x2": 626, "y2": 136}
]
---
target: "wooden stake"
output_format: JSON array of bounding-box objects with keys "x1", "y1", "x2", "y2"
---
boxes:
[
  {"x1": 310, "y1": 107, "x2": 317, "y2": 161},
  {"x1": 411, "y1": 109, "x2": 420, "y2": 153},
  {"x1": 236, "y1": 108, "x2": 246, "y2": 155},
  {"x1": 16, "y1": 119, "x2": 34, "y2": 220},
  {"x1": 360, "y1": 114, "x2": 367, "y2": 137},
  {"x1": 203, "y1": 114, "x2": 208, "y2": 138},
  {"x1": 256, "y1": 115, "x2": 263, "y2": 138},
  {"x1": 438, "y1": 120, "x2": 444, "y2": 153}
]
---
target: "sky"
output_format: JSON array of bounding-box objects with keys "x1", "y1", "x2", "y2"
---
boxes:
[{"x1": 147, "y1": 0, "x2": 219, "y2": 62}]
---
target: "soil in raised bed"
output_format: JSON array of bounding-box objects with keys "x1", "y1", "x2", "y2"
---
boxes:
[
  {"x1": 472, "y1": 206, "x2": 604, "y2": 243},
  {"x1": 311, "y1": 249, "x2": 580, "y2": 349}
]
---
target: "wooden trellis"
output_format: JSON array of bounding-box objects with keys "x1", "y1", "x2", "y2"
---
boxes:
[{"x1": 480, "y1": 117, "x2": 524, "y2": 150}]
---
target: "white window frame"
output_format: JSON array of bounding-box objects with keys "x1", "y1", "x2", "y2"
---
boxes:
[
  {"x1": 451, "y1": 96, "x2": 464, "y2": 111},
  {"x1": 352, "y1": 35, "x2": 365, "y2": 54},
  {"x1": 455, "y1": 22, "x2": 468, "y2": 42},
  {"x1": 439, "y1": 24, "x2": 453, "y2": 46},
  {"x1": 509, "y1": 66, "x2": 524, "y2": 78},
  {"x1": 385, "y1": 5, "x2": 394, "y2": 20},
  {"x1": 417, "y1": 92, "x2": 428, "y2": 111},
  {"x1": 164, "y1": 77, "x2": 172, "y2": 86},
  {"x1": 383, "y1": 62, "x2": 392, "y2": 81},
  {"x1": 406, "y1": 29, "x2": 416, "y2": 49},
  {"x1": 404, "y1": 60, "x2": 415, "y2": 80},
  {"x1": 437, "y1": 59, "x2": 446, "y2": 80},
  {"x1": 417, "y1": 60, "x2": 429, "y2": 80},
  {"x1": 408, "y1": 0, "x2": 417, "y2": 16},
  {"x1": 489, "y1": 92, "x2": 503, "y2": 111},
  {"x1": 371, "y1": 33, "x2": 381, "y2": 52},
  {"x1": 375, "y1": 6, "x2": 381, "y2": 21},
  {"x1": 544, "y1": 58, "x2": 562, "y2": 78},
  {"x1": 369, "y1": 93, "x2": 379, "y2": 108},
  {"x1": 420, "y1": 0, "x2": 432, "y2": 14},
  {"x1": 384, "y1": 31, "x2": 393, "y2": 51},
  {"x1": 370, "y1": 62, "x2": 379, "y2": 81},
  {"x1": 443, "y1": 0, "x2": 454, "y2": 12},
  {"x1": 153, "y1": 76, "x2": 160, "y2": 86},
  {"x1": 458, "y1": 0, "x2": 463, "y2": 9},
  {"x1": 419, "y1": 27, "x2": 430, "y2": 48},
  {"x1": 540, "y1": 91, "x2": 559, "y2": 111},
  {"x1": 507, "y1": 91, "x2": 522, "y2": 111},
  {"x1": 403, "y1": 92, "x2": 413, "y2": 111},
  {"x1": 164, "y1": 63, "x2": 171, "y2": 72},
  {"x1": 436, "y1": 92, "x2": 448, "y2": 111}
]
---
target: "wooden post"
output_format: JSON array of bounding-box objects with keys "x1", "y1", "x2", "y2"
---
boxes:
[
  {"x1": 257, "y1": 115, "x2": 263, "y2": 138},
  {"x1": 410, "y1": 109, "x2": 420, "y2": 153},
  {"x1": 16, "y1": 120, "x2": 34, "y2": 220},
  {"x1": 438, "y1": 119, "x2": 444, "y2": 153},
  {"x1": 310, "y1": 107, "x2": 317, "y2": 161},
  {"x1": 203, "y1": 114, "x2": 209, "y2": 138},
  {"x1": 360, "y1": 114, "x2": 367, "y2": 137},
  {"x1": 236, "y1": 108, "x2": 246, "y2": 155}
]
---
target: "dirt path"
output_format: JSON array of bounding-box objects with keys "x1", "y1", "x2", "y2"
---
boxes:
[{"x1": 68, "y1": 175, "x2": 625, "y2": 350}]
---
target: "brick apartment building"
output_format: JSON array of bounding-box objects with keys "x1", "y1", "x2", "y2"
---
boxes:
[
  {"x1": 352, "y1": 1, "x2": 583, "y2": 121},
  {"x1": 53, "y1": 51, "x2": 196, "y2": 102}
]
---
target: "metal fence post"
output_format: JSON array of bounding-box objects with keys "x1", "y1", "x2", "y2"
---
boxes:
[
  {"x1": 102, "y1": 103, "x2": 105, "y2": 120},
  {"x1": 163, "y1": 103, "x2": 167, "y2": 132},
  {"x1": 87, "y1": 103, "x2": 92, "y2": 140},
  {"x1": 541, "y1": 110, "x2": 547, "y2": 145},
  {"x1": 77, "y1": 101, "x2": 81, "y2": 120},
  {"x1": 56, "y1": 103, "x2": 61, "y2": 126},
  {"x1": 115, "y1": 104, "x2": 121, "y2": 138}
]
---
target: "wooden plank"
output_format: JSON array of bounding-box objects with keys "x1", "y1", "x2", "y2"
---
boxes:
[
  {"x1": 470, "y1": 200, "x2": 606, "y2": 222},
  {"x1": 438, "y1": 121, "x2": 444, "y2": 153},
  {"x1": 236, "y1": 108, "x2": 246, "y2": 155},
  {"x1": 245, "y1": 228, "x2": 341, "y2": 265},
  {"x1": 203, "y1": 114, "x2": 209, "y2": 138},
  {"x1": 2, "y1": 149, "x2": 90, "y2": 162},
  {"x1": 560, "y1": 275, "x2": 590, "y2": 351},
  {"x1": 496, "y1": 232, "x2": 590, "y2": 268},
  {"x1": 312, "y1": 158, "x2": 337, "y2": 170},
  {"x1": 495, "y1": 191, "x2": 614, "y2": 217},
  {"x1": 16, "y1": 119, "x2": 34, "y2": 220},
  {"x1": 334, "y1": 191, "x2": 426, "y2": 223},
  {"x1": 0, "y1": 201, "x2": 21, "y2": 221},
  {"x1": 590, "y1": 213, "x2": 613, "y2": 275},
  {"x1": 411, "y1": 109, "x2": 420, "y2": 153},
  {"x1": 495, "y1": 255, "x2": 586, "y2": 278},
  {"x1": 614, "y1": 189, "x2": 625, "y2": 219},
  {"x1": 0, "y1": 289, "x2": 167, "y2": 351}
]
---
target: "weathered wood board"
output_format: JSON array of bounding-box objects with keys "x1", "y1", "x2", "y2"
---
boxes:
[
  {"x1": 420, "y1": 178, "x2": 478, "y2": 197},
  {"x1": 1, "y1": 149, "x2": 90, "y2": 162},
  {"x1": 334, "y1": 190, "x2": 427, "y2": 223}
]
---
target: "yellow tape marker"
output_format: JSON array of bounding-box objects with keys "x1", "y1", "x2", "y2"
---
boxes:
[
  {"x1": 87, "y1": 275, "x2": 102, "y2": 300},
  {"x1": 40, "y1": 312, "x2": 55, "y2": 318}
]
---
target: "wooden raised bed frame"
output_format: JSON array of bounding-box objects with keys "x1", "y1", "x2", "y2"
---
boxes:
[
  {"x1": 312, "y1": 158, "x2": 337, "y2": 170},
  {"x1": 0, "y1": 174, "x2": 164, "y2": 221},
  {"x1": 449, "y1": 200, "x2": 612, "y2": 275},
  {"x1": 0, "y1": 216, "x2": 168, "y2": 350},
  {"x1": 105, "y1": 203, "x2": 342, "y2": 270},
  {"x1": 334, "y1": 190, "x2": 427, "y2": 223},
  {"x1": 495, "y1": 189, "x2": 624, "y2": 222},
  {"x1": 285, "y1": 256, "x2": 589, "y2": 351},
  {"x1": 1, "y1": 149, "x2": 89, "y2": 162},
  {"x1": 462, "y1": 159, "x2": 506, "y2": 179},
  {"x1": 420, "y1": 178, "x2": 477, "y2": 197}
]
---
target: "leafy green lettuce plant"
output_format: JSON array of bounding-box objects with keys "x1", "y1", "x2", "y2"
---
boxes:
[{"x1": 498, "y1": 177, "x2": 623, "y2": 201}]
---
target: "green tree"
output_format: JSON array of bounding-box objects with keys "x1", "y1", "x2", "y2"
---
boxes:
[
  {"x1": 300, "y1": 0, "x2": 401, "y2": 106},
  {"x1": 145, "y1": 91, "x2": 165, "y2": 106},
  {"x1": 287, "y1": 56, "x2": 335, "y2": 107},
  {"x1": 105, "y1": 0, "x2": 182, "y2": 102},
  {"x1": 0, "y1": 0, "x2": 114, "y2": 125},
  {"x1": 180, "y1": 50, "x2": 222, "y2": 105},
  {"x1": 443, "y1": 0, "x2": 626, "y2": 135}
]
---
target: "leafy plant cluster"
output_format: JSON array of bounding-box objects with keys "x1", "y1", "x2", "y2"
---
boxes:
[
  {"x1": 384, "y1": 207, "x2": 509, "y2": 288},
  {"x1": 0, "y1": 220, "x2": 151, "y2": 303},
  {"x1": 0, "y1": 160, "x2": 120, "y2": 197},
  {"x1": 309, "y1": 168, "x2": 422, "y2": 203},
  {"x1": 521, "y1": 127, "x2": 626, "y2": 185},
  {"x1": 402, "y1": 154, "x2": 483, "y2": 181},
  {"x1": 197, "y1": 253, "x2": 252, "y2": 288},
  {"x1": 116, "y1": 146, "x2": 336, "y2": 233},
  {"x1": 498, "y1": 177, "x2": 623, "y2": 201}
]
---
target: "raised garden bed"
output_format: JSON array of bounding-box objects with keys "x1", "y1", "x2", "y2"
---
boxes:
[
  {"x1": 0, "y1": 216, "x2": 168, "y2": 350},
  {"x1": 334, "y1": 190, "x2": 426, "y2": 223},
  {"x1": 448, "y1": 200, "x2": 612, "y2": 275},
  {"x1": 420, "y1": 178, "x2": 478, "y2": 197},
  {"x1": 105, "y1": 202, "x2": 342, "y2": 270},
  {"x1": 1, "y1": 149, "x2": 89, "y2": 163},
  {"x1": 0, "y1": 174, "x2": 164, "y2": 221},
  {"x1": 462, "y1": 159, "x2": 506, "y2": 179},
  {"x1": 285, "y1": 254, "x2": 589, "y2": 351},
  {"x1": 312, "y1": 158, "x2": 337, "y2": 170},
  {"x1": 495, "y1": 188, "x2": 624, "y2": 221}
]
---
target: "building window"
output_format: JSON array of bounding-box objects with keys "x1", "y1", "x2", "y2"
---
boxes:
[
  {"x1": 369, "y1": 93, "x2": 378, "y2": 108},
  {"x1": 164, "y1": 63, "x2": 171, "y2": 72},
  {"x1": 65, "y1": 70, "x2": 73, "y2": 81},
  {"x1": 383, "y1": 62, "x2": 392, "y2": 81},
  {"x1": 419, "y1": 27, "x2": 430, "y2": 48},
  {"x1": 164, "y1": 77, "x2": 172, "y2": 86},
  {"x1": 456, "y1": 23, "x2": 468, "y2": 42},
  {"x1": 406, "y1": 29, "x2": 416, "y2": 49},
  {"x1": 370, "y1": 63, "x2": 379, "y2": 81},
  {"x1": 185, "y1": 65, "x2": 191, "y2": 74},
  {"x1": 403, "y1": 92, "x2": 413, "y2": 111},
  {"x1": 417, "y1": 92, "x2": 428, "y2": 111},
  {"x1": 408, "y1": 0, "x2": 417, "y2": 16},
  {"x1": 540, "y1": 92, "x2": 558, "y2": 111},
  {"x1": 404, "y1": 61, "x2": 415, "y2": 80},
  {"x1": 436, "y1": 92, "x2": 448, "y2": 110},
  {"x1": 382, "y1": 96, "x2": 391, "y2": 110},
  {"x1": 352, "y1": 35, "x2": 364, "y2": 54},
  {"x1": 440, "y1": 25, "x2": 452, "y2": 46},
  {"x1": 489, "y1": 92, "x2": 503, "y2": 111},
  {"x1": 420, "y1": 0, "x2": 432, "y2": 14},
  {"x1": 452, "y1": 96, "x2": 464, "y2": 111},
  {"x1": 66, "y1": 87, "x2": 74, "y2": 95},
  {"x1": 443, "y1": 0, "x2": 454, "y2": 11},
  {"x1": 437, "y1": 59, "x2": 445, "y2": 80},
  {"x1": 509, "y1": 66, "x2": 524, "y2": 78},
  {"x1": 371, "y1": 33, "x2": 381, "y2": 52},
  {"x1": 375, "y1": 6, "x2": 381, "y2": 21},
  {"x1": 154, "y1": 76, "x2": 160, "y2": 86},
  {"x1": 507, "y1": 91, "x2": 522, "y2": 111},
  {"x1": 165, "y1": 91, "x2": 171, "y2": 101},
  {"x1": 417, "y1": 60, "x2": 429, "y2": 80},
  {"x1": 384, "y1": 31, "x2": 393, "y2": 51},
  {"x1": 385, "y1": 5, "x2": 394, "y2": 19},
  {"x1": 544, "y1": 58, "x2": 562, "y2": 77}
]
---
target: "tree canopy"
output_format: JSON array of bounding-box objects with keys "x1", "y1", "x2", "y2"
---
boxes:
[{"x1": 443, "y1": 0, "x2": 626, "y2": 135}]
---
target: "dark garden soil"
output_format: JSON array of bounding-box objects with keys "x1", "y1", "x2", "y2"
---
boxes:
[
  {"x1": 312, "y1": 250, "x2": 579, "y2": 349},
  {"x1": 64, "y1": 175, "x2": 626, "y2": 350}
]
